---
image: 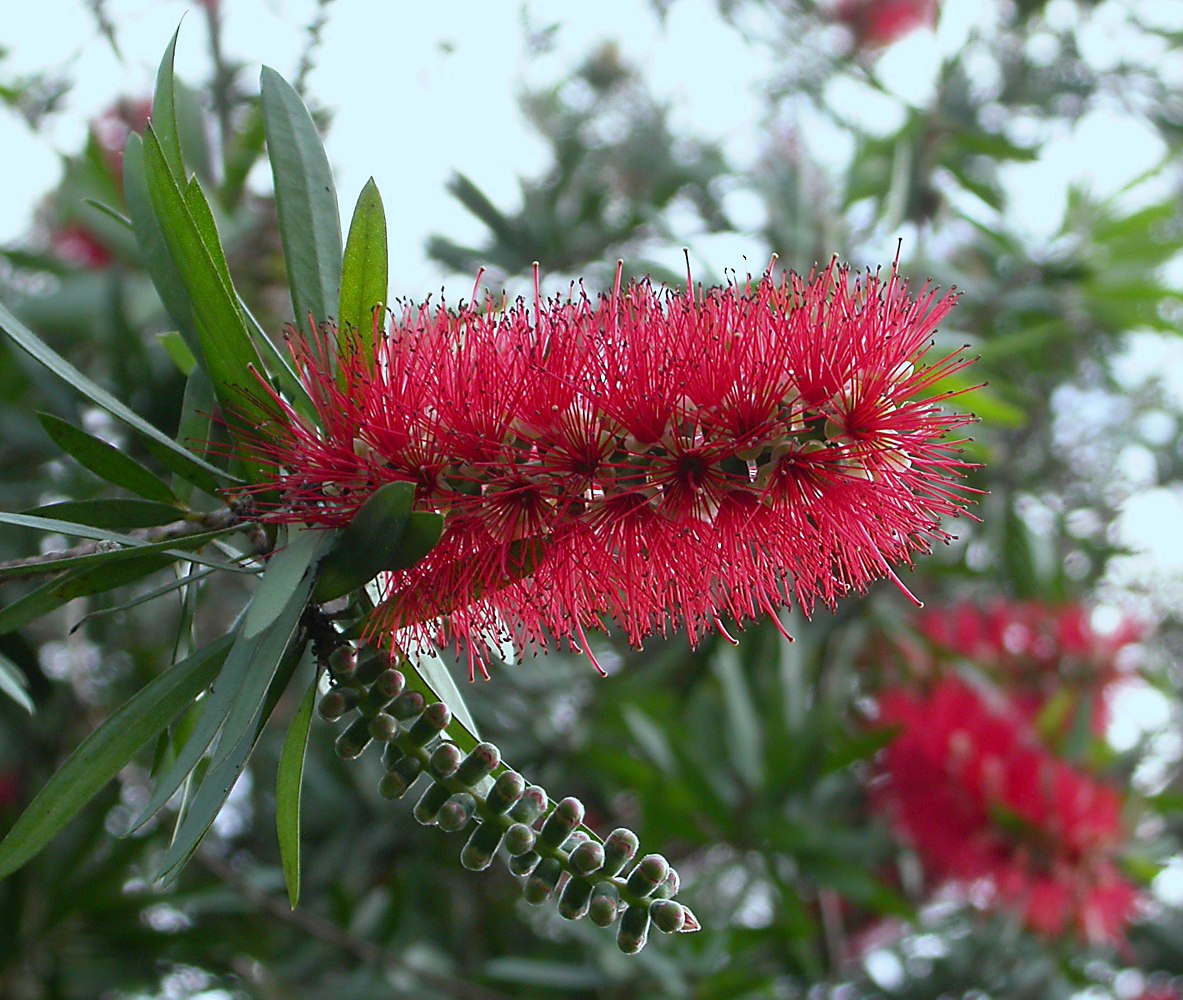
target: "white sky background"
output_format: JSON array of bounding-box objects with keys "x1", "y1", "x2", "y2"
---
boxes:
[{"x1": 1, "y1": 0, "x2": 1183, "y2": 576}]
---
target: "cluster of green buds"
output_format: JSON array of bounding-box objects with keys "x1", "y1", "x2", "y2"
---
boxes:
[{"x1": 316, "y1": 643, "x2": 699, "y2": 953}]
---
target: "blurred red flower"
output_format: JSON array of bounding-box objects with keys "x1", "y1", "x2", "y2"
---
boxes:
[
  {"x1": 833, "y1": 0, "x2": 938, "y2": 49},
  {"x1": 253, "y1": 261, "x2": 976, "y2": 675},
  {"x1": 874, "y1": 676, "x2": 1138, "y2": 944}
]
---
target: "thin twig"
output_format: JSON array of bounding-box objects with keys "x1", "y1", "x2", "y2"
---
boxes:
[
  {"x1": 198, "y1": 852, "x2": 517, "y2": 1000},
  {"x1": 0, "y1": 506, "x2": 246, "y2": 584}
]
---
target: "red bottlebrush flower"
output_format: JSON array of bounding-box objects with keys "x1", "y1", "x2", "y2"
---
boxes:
[
  {"x1": 833, "y1": 0, "x2": 938, "y2": 49},
  {"x1": 51, "y1": 225, "x2": 114, "y2": 270},
  {"x1": 914, "y1": 600, "x2": 1143, "y2": 737},
  {"x1": 249, "y1": 259, "x2": 976, "y2": 677},
  {"x1": 873, "y1": 677, "x2": 1138, "y2": 944}
]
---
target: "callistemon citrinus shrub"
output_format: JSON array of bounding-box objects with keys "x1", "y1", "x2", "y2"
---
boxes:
[
  {"x1": 872, "y1": 677, "x2": 1139, "y2": 944},
  {"x1": 250, "y1": 259, "x2": 976, "y2": 676}
]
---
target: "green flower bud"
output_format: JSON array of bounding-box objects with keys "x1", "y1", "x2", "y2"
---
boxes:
[
  {"x1": 508, "y1": 785, "x2": 548, "y2": 824},
  {"x1": 370, "y1": 667, "x2": 405, "y2": 700},
  {"x1": 390, "y1": 690, "x2": 426, "y2": 721},
  {"x1": 625, "y1": 854, "x2": 669, "y2": 899},
  {"x1": 455, "y1": 742, "x2": 501, "y2": 787},
  {"x1": 317, "y1": 688, "x2": 358, "y2": 722},
  {"x1": 649, "y1": 898, "x2": 686, "y2": 934},
  {"x1": 569, "y1": 839, "x2": 605, "y2": 875},
  {"x1": 460, "y1": 820, "x2": 506, "y2": 871},
  {"x1": 503, "y1": 823, "x2": 536, "y2": 857},
  {"x1": 436, "y1": 792, "x2": 477, "y2": 832},
  {"x1": 560, "y1": 829, "x2": 590, "y2": 855},
  {"x1": 328, "y1": 644, "x2": 358, "y2": 681},
  {"x1": 558, "y1": 876, "x2": 594, "y2": 921},
  {"x1": 428, "y1": 742, "x2": 463, "y2": 779},
  {"x1": 652, "y1": 867, "x2": 681, "y2": 900},
  {"x1": 354, "y1": 648, "x2": 394, "y2": 686},
  {"x1": 523, "y1": 857, "x2": 563, "y2": 905},
  {"x1": 413, "y1": 780, "x2": 453, "y2": 825},
  {"x1": 601, "y1": 828, "x2": 640, "y2": 876},
  {"x1": 617, "y1": 903, "x2": 652, "y2": 954},
  {"x1": 378, "y1": 755, "x2": 423, "y2": 799},
  {"x1": 508, "y1": 850, "x2": 540, "y2": 877},
  {"x1": 406, "y1": 702, "x2": 451, "y2": 745},
  {"x1": 381, "y1": 740, "x2": 405, "y2": 770},
  {"x1": 334, "y1": 716, "x2": 372, "y2": 760},
  {"x1": 588, "y1": 883, "x2": 620, "y2": 927},
  {"x1": 538, "y1": 796, "x2": 584, "y2": 850},
  {"x1": 367, "y1": 712, "x2": 399, "y2": 743},
  {"x1": 484, "y1": 770, "x2": 525, "y2": 815}
]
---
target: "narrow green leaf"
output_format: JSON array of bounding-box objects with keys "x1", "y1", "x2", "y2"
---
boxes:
[
  {"x1": 714, "y1": 650, "x2": 764, "y2": 791},
  {"x1": 165, "y1": 366, "x2": 221, "y2": 499},
  {"x1": 402, "y1": 654, "x2": 481, "y2": 752},
  {"x1": 312, "y1": 482, "x2": 415, "y2": 602},
  {"x1": 157, "y1": 331, "x2": 197, "y2": 376},
  {"x1": 0, "y1": 299, "x2": 234, "y2": 486},
  {"x1": 38, "y1": 413, "x2": 177, "y2": 504},
  {"x1": 0, "y1": 636, "x2": 232, "y2": 878},
  {"x1": 152, "y1": 28, "x2": 186, "y2": 179},
  {"x1": 260, "y1": 66, "x2": 343, "y2": 340},
  {"x1": 71, "y1": 566, "x2": 218, "y2": 633},
  {"x1": 339, "y1": 178, "x2": 388, "y2": 365},
  {"x1": 277, "y1": 677, "x2": 317, "y2": 907},
  {"x1": 141, "y1": 127, "x2": 280, "y2": 475},
  {"x1": 0, "y1": 651, "x2": 33, "y2": 714},
  {"x1": 243, "y1": 526, "x2": 331, "y2": 639},
  {"x1": 83, "y1": 198, "x2": 133, "y2": 230},
  {"x1": 385, "y1": 511, "x2": 444, "y2": 571},
  {"x1": 24, "y1": 498, "x2": 183, "y2": 531}
]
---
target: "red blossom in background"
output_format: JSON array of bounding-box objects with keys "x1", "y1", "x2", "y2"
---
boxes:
[
  {"x1": 251, "y1": 260, "x2": 976, "y2": 676},
  {"x1": 50, "y1": 225, "x2": 114, "y2": 270},
  {"x1": 833, "y1": 0, "x2": 938, "y2": 49},
  {"x1": 873, "y1": 677, "x2": 1138, "y2": 944}
]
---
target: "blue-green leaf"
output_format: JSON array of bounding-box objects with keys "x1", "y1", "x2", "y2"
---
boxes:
[
  {"x1": 277, "y1": 676, "x2": 317, "y2": 907},
  {"x1": 0, "y1": 651, "x2": 33, "y2": 714},
  {"x1": 0, "y1": 636, "x2": 232, "y2": 878},
  {"x1": 38, "y1": 412, "x2": 177, "y2": 504},
  {"x1": 24, "y1": 498, "x2": 183, "y2": 530},
  {"x1": 312, "y1": 482, "x2": 415, "y2": 602},
  {"x1": 152, "y1": 27, "x2": 186, "y2": 179},
  {"x1": 260, "y1": 66, "x2": 342, "y2": 340}
]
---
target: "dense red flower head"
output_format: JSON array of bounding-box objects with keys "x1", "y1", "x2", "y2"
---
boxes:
[
  {"x1": 913, "y1": 600, "x2": 1143, "y2": 736},
  {"x1": 833, "y1": 0, "x2": 938, "y2": 49},
  {"x1": 873, "y1": 677, "x2": 1138, "y2": 944},
  {"x1": 250, "y1": 259, "x2": 976, "y2": 676}
]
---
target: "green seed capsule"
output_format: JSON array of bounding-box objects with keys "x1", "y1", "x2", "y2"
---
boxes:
[
  {"x1": 328, "y1": 645, "x2": 358, "y2": 681},
  {"x1": 588, "y1": 884, "x2": 620, "y2": 927},
  {"x1": 378, "y1": 755, "x2": 423, "y2": 799},
  {"x1": 406, "y1": 702, "x2": 451, "y2": 745},
  {"x1": 649, "y1": 898, "x2": 686, "y2": 934},
  {"x1": 508, "y1": 785, "x2": 548, "y2": 824},
  {"x1": 602, "y1": 828, "x2": 640, "y2": 876},
  {"x1": 625, "y1": 854, "x2": 669, "y2": 898},
  {"x1": 503, "y1": 823, "x2": 536, "y2": 857},
  {"x1": 617, "y1": 903, "x2": 652, "y2": 954},
  {"x1": 538, "y1": 797, "x2": 585, "y2": 850},
  {"x1": 317, "y1": 688, "x2": 358, "y2": 722},
  {"x1": 455, "y1": 742, "x2": 501, "y2": 787},
  {"x1": 484, "y1": 770, "x2": 525, "y2": 815},
  {"x1": 508, "y1": 851, "x2": 540, "y2": 877},
  {"x1": 558, "y1": 877, "x2": 594, "y2": 921},
  {"x1": 413, "y1": 781, "x2": 453, "y2": 825},
  {"x1": 334, "y1": 716, "x2": 372, "y2": 759},
  {"x1": 437, "y1": 792, "x2": 477, "y2": 832},
  {"x1": 569, "y1": 839, "x2": 605, "y2": 875},
  {"x1": 523, "y1": 857, "x2": 563, "y2": 905},
  {"x1": 460, "y1": 820, "x2": 506, "y2": 871},
  {"x1": 391, "y1": 690, "x2": 426, "y2": 721},
  {"x1": 428, "y1": 742, "x2": 463, "y2": 779},
  {"x1": 367, "y1": 712, "x2": 399, "y2": 743}
]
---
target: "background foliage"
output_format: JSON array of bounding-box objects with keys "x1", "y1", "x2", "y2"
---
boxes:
[{"x1": 1, "y1": 1, "x2": 1182, "y2": 998}]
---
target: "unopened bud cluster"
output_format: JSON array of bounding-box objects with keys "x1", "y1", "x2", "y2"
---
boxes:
[{"x1": 318, "y1": 643, "x2": 699, "y2": 952}]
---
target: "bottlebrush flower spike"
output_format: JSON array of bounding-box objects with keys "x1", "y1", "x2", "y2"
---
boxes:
[
  {"x1": 250, "y1": 258, "x2": 977, "y2": 676},
  {"x1": 872, "y1": 677, "x2": 1138, "y2": 945}
]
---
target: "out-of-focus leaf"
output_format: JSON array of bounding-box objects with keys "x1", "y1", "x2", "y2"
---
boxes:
[
  {"x1": 714, "y1": 650, "x2": 764, "y2": 790},
  {"x1": 260, "y1": 66, "x2": 342, "y2": 339},
  {"x1": 157, "y1": 331, "x2": 197, "y2": 376},
  {"x1": 276, "y1": 676, "x2": 317, "y2": 908},
  {"x1": 0, "y1": 299, "x2": 235, "y2": 486},
  {"x1": 339, "y1": 178, "x2": 388, "y2": 366},
  {"x1": 0, "y1": 635, "x2": 232, "y2": 878},
  {"x1": 23, "y1": 498, "x2": 183, "y2": 530},
  {"x1": 0, "y1": 650, "x2": 33, "y2": 713}
]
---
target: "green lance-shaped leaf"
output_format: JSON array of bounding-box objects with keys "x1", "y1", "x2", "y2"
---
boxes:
[
  {"x1": 37, "y1": 413, "x2": 178, "y2": 504},
  {"x1": 0, "y1": 300, "x2": 234, "y2": 488},
  {"x1": 0, "y1": 636, "x2": 232, "y2": 878},
  {"x1": 312, "y1": 482, "x2": 417, "y2": 602},
  {"x1": 276, "y1": 677, "x2": 317, "y2": 907},
  {"x1": 260, "y1": 65, "x2": 343, "y2": 342},
  {"x1": 141, "y1": 126, "x2": 279, "y2": 478},
  {"x1": 24, "y1": 498, "x2": 184, "y2": 531},
  {"x1": 243, "y1": 525, "x2": 334, "y2": 640},
  {"x1": 151, "y1": 27, "x2": 186, "y2": 179},
  {"x1": 339, "y1": 178, "x2": 388, "y2": 367},
  {"x1": 0, "y1": 651, "x2": 33, "y2": 714}
]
